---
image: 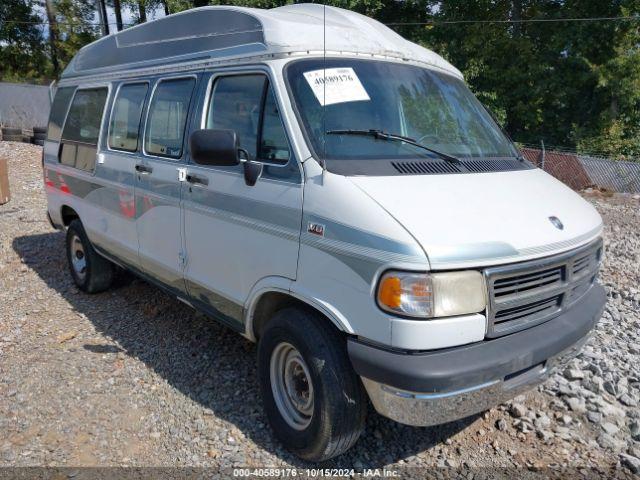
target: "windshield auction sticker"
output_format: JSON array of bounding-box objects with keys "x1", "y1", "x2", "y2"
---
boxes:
[{"x1": 303, "y1": 67, "x2": 370, "y2": 106}]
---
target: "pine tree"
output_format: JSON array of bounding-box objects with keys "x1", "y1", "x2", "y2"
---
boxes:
[{"x1": 0, "y1": 0, "x2": 49, "y2": 81}]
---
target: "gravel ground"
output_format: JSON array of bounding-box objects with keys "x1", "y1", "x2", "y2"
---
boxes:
[{"x1": 0, "y1": 142, "x2": 639, "y2": 476}]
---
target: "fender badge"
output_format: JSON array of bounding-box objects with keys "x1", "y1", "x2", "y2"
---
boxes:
[
  {"x1": 307, "y1": 222, "x2": 325, "y2": 236},
  {"x1": 549, "y1": 216, "x2": 564, "y2": 230}
]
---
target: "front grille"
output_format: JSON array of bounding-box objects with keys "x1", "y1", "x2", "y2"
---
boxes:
[
  {"x1": 485, "y1": 238, "x2": 602, "y2": 338},
  {"x1": 493, "y1": 265, "x2": 563, "y2": 298}
]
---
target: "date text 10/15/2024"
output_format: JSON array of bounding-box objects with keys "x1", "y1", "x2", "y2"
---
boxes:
[{"x1": 233, "y1": 468, "x2": 400, "y2": 477}]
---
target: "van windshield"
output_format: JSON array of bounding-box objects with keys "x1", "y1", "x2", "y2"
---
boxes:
[{"x1": 286, "y1": 58, "x2": 520, "y2": 166}]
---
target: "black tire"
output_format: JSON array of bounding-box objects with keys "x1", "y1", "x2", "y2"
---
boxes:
[
  {"x1": 66, "y1": 219, "x2": 114, "y2": 293},
  {"x1": 1, "y1": 127, "x2": 22, "y2": 136},
  {"x1": 2, "y1": 134, "x2": 23, "y2": 142},
  {"x1": 32, "y1": 138, "x2": 45, "y2": 146},
  {"x1": 33, "y1": 126, "x2": 47, "y2": 134},
  {"x1": 34, "y1": 132, "x2": 46, "y2": 140},
  {"x1": 22, "y1": 136, "x2": 33, "y2": 144},
  {"x1": 258, "y1": 307, "x2": 366, "y2": 461}
]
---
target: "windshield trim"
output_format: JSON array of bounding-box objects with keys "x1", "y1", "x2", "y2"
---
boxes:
[{"x1": 283, "y1": 57, "x2": 525, "y2": 176}]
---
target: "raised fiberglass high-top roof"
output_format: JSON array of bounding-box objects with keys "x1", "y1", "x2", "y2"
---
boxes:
[{"x1": 61, "y1": 3, "x2": 461, "y2": 80}]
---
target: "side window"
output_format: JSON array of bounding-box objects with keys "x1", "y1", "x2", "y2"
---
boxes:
[
  {"x1": 145, "y1": 77, "x2": 195, "y2": 159},
  {"x1": 108, "y1": 82, "x2": 148, "y2": 152},
  {"x1": 47, "y1": 87, "x2": 75, "y2": 142},
  {"x1": 207, "y1": 75, "x2": 265, "y2": 160},
  {"x1": 60, "y1": 87, "x2": 108, "y2": 172},
  {"x1": 207, "y1": 75, "x2": 290, "y2": 163}
]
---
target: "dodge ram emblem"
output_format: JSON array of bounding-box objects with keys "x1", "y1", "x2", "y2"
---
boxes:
[{"x1": 549, "y1": 216, "x2": 564, "y2": 230}]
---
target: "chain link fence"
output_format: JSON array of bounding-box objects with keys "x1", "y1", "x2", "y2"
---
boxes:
[
  {"x1": 579, "y1": 156, "x2": 640, "y2": 194},
  {"x1": 521, "y1": 147, "x2": 640, "y2": 194}
]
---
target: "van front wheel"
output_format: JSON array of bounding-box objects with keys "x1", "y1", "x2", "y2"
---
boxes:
[
  {"x1": 66, "y1": 219, "x2": 114, "y2": 293},
  {"x1": 257, "y1": 308, "x2": 366, "y2": 461}
]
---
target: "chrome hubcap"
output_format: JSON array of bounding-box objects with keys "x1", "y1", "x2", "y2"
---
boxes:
[
  {"x1": 270, "y1": 342, "x2": 314, "y2": 430},
  {"x1": 70, "y1": 234, "x2": 87, "y2": 281}
]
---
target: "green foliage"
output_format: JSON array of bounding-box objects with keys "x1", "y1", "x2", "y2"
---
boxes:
[
  {"x1": 415, "y1": 0, "x2": 640, "y2": 157},
  {"x1": 0, "y1": 0, "x2": 49, "y2": 81},
  {"x1": 164, "y1": 0, "x2": 192, "y2": 13},
  {"x1": 573, "y1": 3, "x2": 640, "y2": 159},
  {"x1": 52, "y1": 0, "x2": 99, "y2": 70},
  {"x1": 1, "y1": 0, "x2": 638, "y2": 157}
]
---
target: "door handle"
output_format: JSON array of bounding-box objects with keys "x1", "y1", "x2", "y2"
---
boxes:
[
  {"x1": 135, "y1": 164, "x2": 153, "y2": 174},
  {"x1": 186, "y1": 173, "x2": 209, "y2": 186}
]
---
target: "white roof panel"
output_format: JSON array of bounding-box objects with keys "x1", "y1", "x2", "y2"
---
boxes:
[{"x1": 62, "y1": 4, "x2": 462, "y2": 80}]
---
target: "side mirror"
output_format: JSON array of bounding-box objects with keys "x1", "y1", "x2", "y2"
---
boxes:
[
  {"x1": 189, "y1": 129, "x2": 240, "y2": 166},
  {"x1": 189, "y1": 128, "x2": 263, "y2": 186}
]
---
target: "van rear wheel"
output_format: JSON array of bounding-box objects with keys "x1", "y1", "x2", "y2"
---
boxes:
[
  {"x1": 257, "y1": 307, "x2": 366, "y2": 461},
  {"x1": 66, "y1": 219, "x2": 114, "y2": 293}
]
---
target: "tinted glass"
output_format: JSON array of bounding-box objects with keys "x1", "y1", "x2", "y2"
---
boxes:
[
  {"x1": 47, "y1": 87, "x2": 75, "y2": 142},
  {"x1": 109, "y1": 83, "x2": 148, "y2": 152},
  {"x1": 287, "y1": 59, "x2": 519, "y2": 161},
  {"x1": 258, "y1": 88, "x2": 290, "y2": 162},
  {"x1": 207, "y1": 75, "x2": 266, "y2": 160},
  {"x1": 59, "y1": 87, "x2": 108, "y2": 172},
  {"x1": 145, "y1": 77, "x2": 195, "y2": 158},
  {"x1": 61, "y1": 88, "x2": 108, "y2": 145}
]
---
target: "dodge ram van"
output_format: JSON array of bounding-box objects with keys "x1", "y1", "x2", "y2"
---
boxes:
[{"x1": 44, "y1": 4, "x2": 606, "y2": 461}]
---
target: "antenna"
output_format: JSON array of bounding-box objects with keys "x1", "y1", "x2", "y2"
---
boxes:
[{"x1": 321, "y1": 1, "x2": 327, "y2": 175}]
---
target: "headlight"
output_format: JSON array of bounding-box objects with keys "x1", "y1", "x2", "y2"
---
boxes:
[{"x1": 377, "y1": 270, "x2": 487, "y2": 318}]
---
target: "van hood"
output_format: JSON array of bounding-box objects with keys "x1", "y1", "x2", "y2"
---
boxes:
[{"x1": 350, "y1": 169, "x2": 603, "y2": 269}]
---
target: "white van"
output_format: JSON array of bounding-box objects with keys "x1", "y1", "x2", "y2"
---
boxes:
[{"x1": 44, "y1": 4, "x2": 606, "y2": 461}]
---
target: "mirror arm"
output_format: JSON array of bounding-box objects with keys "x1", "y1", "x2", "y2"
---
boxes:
[
  {"x1": 238, "y1": 148, "x2": 262, "y2": 187},
  {"x1": 238, "y1": 148, "x2": 250, "y2": 163}
]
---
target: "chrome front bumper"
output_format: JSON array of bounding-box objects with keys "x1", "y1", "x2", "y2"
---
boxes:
[
  {"x1": 349, "y1": 283, "x2": 605, "y2": 427},
  {"x1": 361, "y1": 333, "x2": 591, "y2": 427}
]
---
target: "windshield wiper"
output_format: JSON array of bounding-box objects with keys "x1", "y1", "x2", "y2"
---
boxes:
[{"x1": 325, "y1": 129, "x2": 462, "y2": 164}]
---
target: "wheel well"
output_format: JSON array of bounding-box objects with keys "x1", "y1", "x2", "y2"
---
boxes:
[
  {"x1": 60, "y1": 205, "x2": 79, "y2": 227},
  {"x1": 251, "y1": 292, "x2": 342, "y2": 340}
]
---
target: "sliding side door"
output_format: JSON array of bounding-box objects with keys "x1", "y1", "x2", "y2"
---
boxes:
[{"x1": 135, "y1": 75, "x2": 199, "y2": 294}]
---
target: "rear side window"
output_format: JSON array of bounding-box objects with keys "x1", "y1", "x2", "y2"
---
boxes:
[
  {"x1": 47, "y1": 87, "x2": 75, "y2": 142},
  {"x1": 145, "y1": 77, "x2": 195, "y2": 159},
  {"x1": 60, "y1": 87, "x2": 108, "y2": 172},
  {"x1": 108, "y1": 83, "x2": 148, "y2": 152}
]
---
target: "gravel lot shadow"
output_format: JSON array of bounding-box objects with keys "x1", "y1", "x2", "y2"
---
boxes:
[{"x1": 13, "y1": 231, "x2": 476, "y2": 468}]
